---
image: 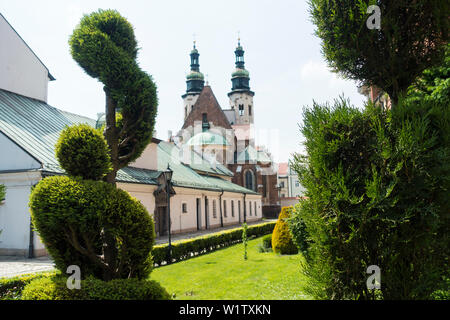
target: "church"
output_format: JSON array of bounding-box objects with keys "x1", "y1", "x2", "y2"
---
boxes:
[{"x1": 173, "y1": 40, "x2": 280, "y2": 217}]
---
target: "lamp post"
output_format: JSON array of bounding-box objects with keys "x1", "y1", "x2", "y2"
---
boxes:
[{"x1": 164, "y1": 164, "x2": 173, "y2": 264}]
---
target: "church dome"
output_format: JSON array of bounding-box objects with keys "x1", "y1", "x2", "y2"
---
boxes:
[
  {"x1": 231, "y1": 68, "x2": 249, "y2": 78},
  {"x1": 187, "y1": 131, "x2": 230, "y2": 147},
  {"x1": 186, "y1": 70, "x2": 205, "y2": 80}
]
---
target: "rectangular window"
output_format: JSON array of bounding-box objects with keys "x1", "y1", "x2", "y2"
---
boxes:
[
  {"x1": 239, "y1": 104, "x2": 244, "y2": 116},
  {"x1": 213, "y1": 200, "x2": 217, "y2": 219},
  {"x1": 249, "y1": 105, "x2": 252, "y2": 116},
  {"x1": 223, "y1": 200, "x2": 227, "y2": 217},
  {"x1": 231, "y1": 200, "x2": 235, "y2": 217},
  {"x1": 254, "y1": 202, "x2": 257, "y2": 217},
  {"x1": 249, "y1": 201, "x2": 252, "y2": 216},
  {"x1": 238, "y1": 200, "x2": 241, "y2": 219},
  {"x1": 280, "y1": 181, "x2": 285, "y2": 188},
  {"x1": 182, "y1": 203, "x2": 187, "y2": 214}
]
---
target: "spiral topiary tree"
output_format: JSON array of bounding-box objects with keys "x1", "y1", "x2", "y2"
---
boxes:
[
  {"x1": 67, "y1": 10, "x2": 158, "y2": 276},
  {"x1": 69, "y1": 9, "x2": 158, "y2": 184}
]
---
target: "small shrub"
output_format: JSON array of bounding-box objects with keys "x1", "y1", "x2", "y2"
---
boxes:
[
  {"x1": 288, "y1": 203, "x2": 309, "y2": 253},
  {"x1": 0, "y1": 271, "x2": 58, "y2": 300},
  {"x1": 55, "y1": 124, "x2": 111, "y2": 180},
  {"x1": 262, "y1": 234, "x2": 272, "y2": 250},
  {"x1": 258, "y1": 234, "x2": 273, "y2": 253},
  {"x1": 272, "y1": 207, "x2": 298, "y2": 255},
  {"x1": 21, "y1": 275, "x2": 170, "y2": 300}
]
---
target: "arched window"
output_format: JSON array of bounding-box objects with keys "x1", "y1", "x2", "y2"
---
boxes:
[{"x1": 245, "y1": 169, "x2": 255, "y2": 191}]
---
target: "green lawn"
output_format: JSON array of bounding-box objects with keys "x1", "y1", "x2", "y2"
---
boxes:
[{"x1": 150, "y1": 236, "x2": 312, "y2": 300}]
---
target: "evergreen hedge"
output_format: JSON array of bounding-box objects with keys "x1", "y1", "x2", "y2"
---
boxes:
[
  {"x1": 291, "y1": 97, "x2": 449, "y2": 299},
  {"x1": 152, "y1": 222, "x2": 275, "y2": 266},
  {"x1": 21, "y1": 275, "x2": 170, "y2": 300}
]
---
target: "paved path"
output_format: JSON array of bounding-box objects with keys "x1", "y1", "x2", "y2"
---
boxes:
[
  {"x1": 155, "y1": 219, "x2": 275, "y2": 244},
  {"x1": 0, "y1": 220, "x2": 275, "y2": 278},
  {"x1": 0, "y1": 256, "x2": 55, "y2": 278}
]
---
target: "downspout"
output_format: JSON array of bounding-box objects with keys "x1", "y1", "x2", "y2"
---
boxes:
[
  {"x1": 28, "y1": 217, "x2": 34, "y2": 258},
  {"x1": 28, "y1": 182, "x2": 38, "y2": 259},
  {"x1": 219, "y1": 189, "x2": 224, "y2": 228},
  {"x1": 243, "y1": 193, "x2": 247, "y2": 223}
]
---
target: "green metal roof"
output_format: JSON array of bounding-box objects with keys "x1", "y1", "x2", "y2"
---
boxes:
[
  {"x1": 231, "y1": 68, "x2": 250, "y2": 78},
  {"x1": 0, "y1": 89, "x2": 95, "y2": 171},
  {"x1": 0, "y1": 89, "x2": 254, "y2": 194},
  {"x1": 186, "y1": 71, "x2": 204, "y2": 80},
  {"x1": 186, "y1": 131, "x2": 230, "y2": 146},
  {"x1": 236, "y1": 145, "x2": 271, "y2": 163}
]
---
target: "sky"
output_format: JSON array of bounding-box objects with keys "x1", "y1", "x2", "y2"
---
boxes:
[{"x1": 1, "y1": 0, "x2": 366, "y2": 163}]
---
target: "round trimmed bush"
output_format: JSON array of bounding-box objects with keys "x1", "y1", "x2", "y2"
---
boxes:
[
  {"x1": 22, "y1": 275, "x2": 171, "y2": 300},
  {"x1": 29, "y1": 175, "x2": 155, "y2": 280},
  {"x1": 262, "y1": 234, "x2": 272, "y2": 250},
  {"x1": 272, "y1": 207, "x2": 298, "y2": 255},
  {"x1": 55, "y1": 124, "x2": 111, "y2": 180}
]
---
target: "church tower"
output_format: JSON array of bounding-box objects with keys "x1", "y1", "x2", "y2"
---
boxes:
[
  {"x1": 228, "y1": 39, "x2": 255, "y2": 125},
  {"x1": 182, "y1": 41, "x2": 205, "y2": 121}
]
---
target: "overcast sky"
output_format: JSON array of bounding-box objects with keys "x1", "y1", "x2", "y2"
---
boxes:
[{"x1": 1, "y1": 0, "x2": 366, "y2": 163}]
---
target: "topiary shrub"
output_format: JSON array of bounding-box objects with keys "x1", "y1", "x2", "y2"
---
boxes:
[
  {"x1": 29, "y1": 175, "x2": 155, "y2": 280},
  {"x1": 55, "y1": 124, "x2": 111, "y2": 180},
  {"x1": 21, "y1": 275, "x2": 170, "y2": 300},
  {"x1": 272, "y1": 207, "x2": 298, "y2": 255}
]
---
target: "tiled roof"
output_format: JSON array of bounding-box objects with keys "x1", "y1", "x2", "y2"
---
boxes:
[
  {"x1": 0, "y1": 89, "x2": 255, "y2": 194},
  {"x1": 182, "y1": 86, "x2": 233, "y2": 130}
]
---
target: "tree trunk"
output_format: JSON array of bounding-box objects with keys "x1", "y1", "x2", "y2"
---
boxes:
[
  {"x1": 104, "y1": 88, "x2": 119, "y2": 185},
  {"x1": 102, "y1": 87, "x2": 119, "y2": 280}
]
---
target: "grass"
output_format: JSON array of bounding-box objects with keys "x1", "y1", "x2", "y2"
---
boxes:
[{"x1": 150, "y1": 236, "x2": 312, "y2": 300}]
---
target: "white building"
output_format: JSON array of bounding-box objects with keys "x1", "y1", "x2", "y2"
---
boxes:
[{"x1": 0, "y1": 13, "x2": 261, "y2": 257}]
